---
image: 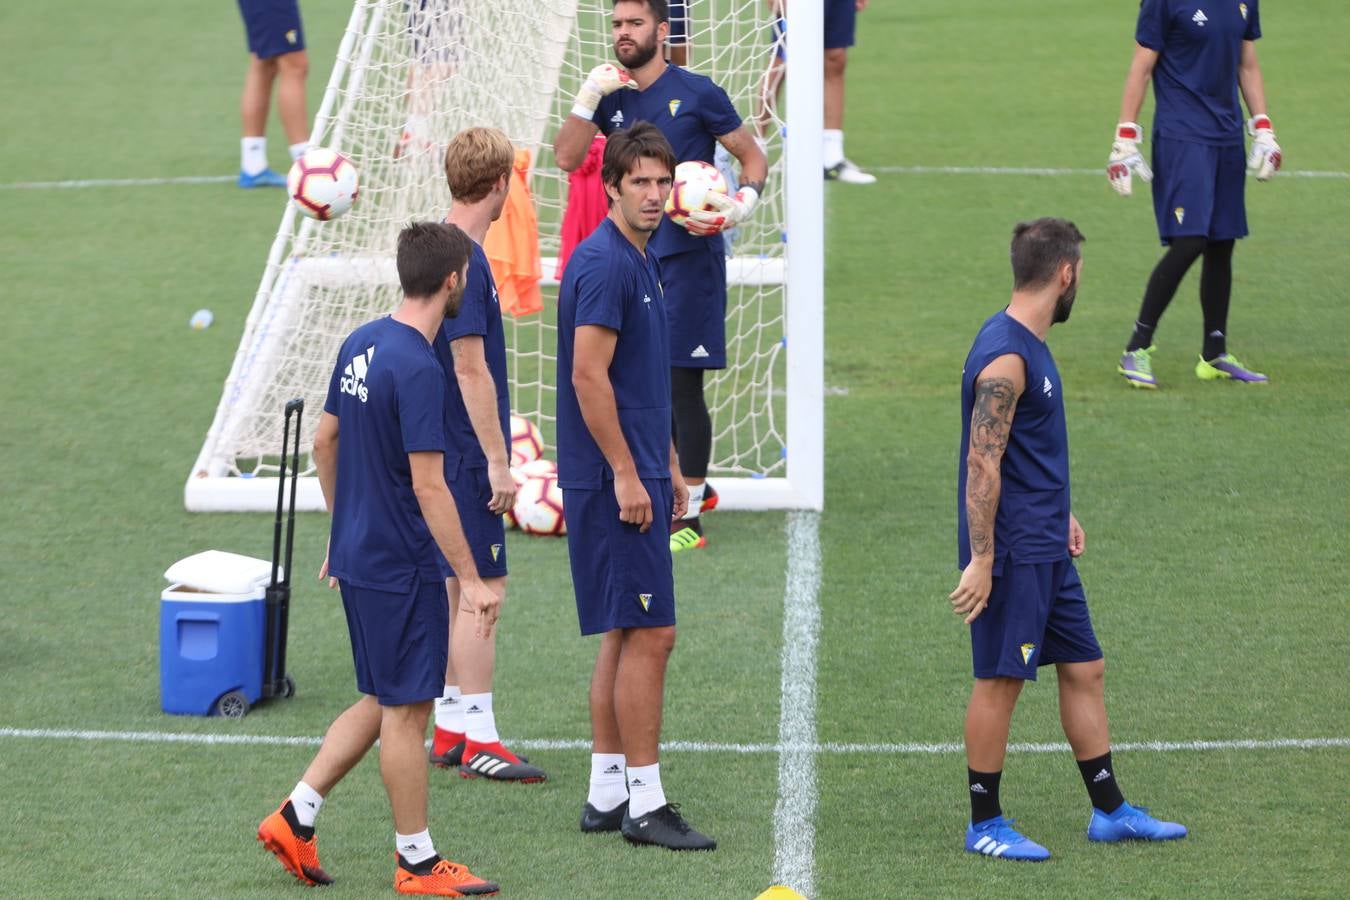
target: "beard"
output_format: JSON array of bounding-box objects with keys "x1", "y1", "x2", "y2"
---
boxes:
[
  {"x1": 1052, "y1": 278, "x2": 1077, "y2": 324},
  {"x1": 443, "y1": 283, "x2": 466, "y2": 319},
  {"x1": 615, "y1": 31, "x2": 659, "y2": 69}
]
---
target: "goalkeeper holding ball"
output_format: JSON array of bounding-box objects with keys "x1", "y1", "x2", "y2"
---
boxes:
[
  {"x1": 1109, "y1": 0, "x2": 1281, "y2": 389},
  {"x1": 555, "y1": 0, "x2": 767, "y2": 555}
]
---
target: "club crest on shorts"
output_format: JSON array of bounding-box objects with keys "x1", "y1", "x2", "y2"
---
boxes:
[
  {"x1": 1239, "y1": 3, "x2": 1248, "y2": 20},
  {"x1": 637, "y1": 592, "x2": 653, "y2": 612},
  {"x1": 490, "y1": 543, "x2": 502, "y2": 562},
  {"x1": 1020, "y1": 642, "x2": 1036, "y2": 665},
  {"x1": 1174, "y1": 207, "x2": 1185, "y2": 225}
]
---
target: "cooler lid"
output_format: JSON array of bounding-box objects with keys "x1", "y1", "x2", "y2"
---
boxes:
[{"x1": 163, "y1": 550, "x2": 279, "y2": 595}]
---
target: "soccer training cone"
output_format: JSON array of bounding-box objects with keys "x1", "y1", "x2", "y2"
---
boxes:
[{"x1": 755, "y1": 888, "x2": 806, "y2": 900}]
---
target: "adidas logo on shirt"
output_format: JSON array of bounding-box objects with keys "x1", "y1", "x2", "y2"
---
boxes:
[
  {"x1": 1192, "y1": 9, "x2": 1207, "y2": 26},
  {"x1": 610, "y1": 110, "x2": 625, "y2": 127},
  {"x1": 340, "y1": 346, "x2": 375, "y2": 402},
  {"x1": 690, "y1": 345, "x2": 710, "y2": 359},
  {"x1": 1093, "y1": 768, "x2": 1112, "y2": 783},
  {"x1": 1042, "y1": 376, "x2": 1053, "y2": 397}
]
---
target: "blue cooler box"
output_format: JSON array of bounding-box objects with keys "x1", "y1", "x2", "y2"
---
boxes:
[{"x1": 160, "y1": 551, "x2": 275, "y2": 717}]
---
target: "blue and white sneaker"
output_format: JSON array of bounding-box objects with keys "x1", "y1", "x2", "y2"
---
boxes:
[
  {"x1": 1088, "y1": 801, "x2": 1187, "y2": 842},
  {"x1": 238, "y1": 168, "x2": 288, "y2": 189},
  {"x1": 965, "y1": 816, "x2": 1051, "y2": 861}
]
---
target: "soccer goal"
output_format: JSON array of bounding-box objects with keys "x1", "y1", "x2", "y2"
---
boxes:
[{"x1": 186, "y1": 0, "x2": 823, "y2": 512}]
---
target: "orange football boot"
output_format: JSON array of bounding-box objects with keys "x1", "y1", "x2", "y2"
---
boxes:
[
  {"x1": 257, "y1": 801, "x2": 334, "y2": 886},
  {"x1": 394, "y1": 856, "x2": 499, "y2": 896}
]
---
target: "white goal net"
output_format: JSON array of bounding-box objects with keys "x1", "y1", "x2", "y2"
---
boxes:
[{"x1": 187, "y1": 0, "x2": 821, "y2": 512}]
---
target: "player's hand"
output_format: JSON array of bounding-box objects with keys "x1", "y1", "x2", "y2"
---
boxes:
[
  {"x1": 1068, "y1": 513, "x2": 1086, "y2": 558},
  {"x1": 317, "y1": 538, "x2": 337, "y2": 589},
  {"x1": 1246, "y1": 115, "x2": 1282, "y2": 181},
  {"x1": 459, "y1": 577, "x2": 501, "y2": 640},
  {"x1": 573, "y1": 63, "x2": 636, "y2": 119},
  {"x1": 486, "y1": 460, "x2": 517, "y2": 515},
  {"x1": 671, "y1": 470, "x2": 689, "y2": 522},
  {"x1": 1107, "y1": 122, "x2": 1152, "y2": 197},
  {"x1": 615, "y1": 470, "x2": 653, "y2": 532},
  {"x1": 684, "y1": 186, "x2": 760, "y2": 236},
  {"x1": 950, "y1": 558, "x2": 994, "y2": 625}
]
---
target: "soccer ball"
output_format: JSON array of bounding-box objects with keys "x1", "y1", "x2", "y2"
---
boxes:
[
  {"x1": 664, "y1": 160, "x2": 728, "y2": 228},
  {"x1": 514, "y1": 462, "x2": 566, "y2": 536},
  {"x1": 510, "y1": 414, "x2": 544, "y2": 468},
  {"x1": 287, "y1": 148, "x2": 359, "y2": 221}
]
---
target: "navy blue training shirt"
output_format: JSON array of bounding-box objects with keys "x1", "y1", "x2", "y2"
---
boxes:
[
  {"x1": 433, "y1": 242, "x2": 511, "y2": 477},
  {"x1": 595, "y1": 63, "x2": 743, "y2": 258},
  {"x1": 1137, "y1": 0, "x2": 1260, "y2": 146},
  {"x1": 323, "y1": 316, "x2": 448, "y2": 592},
  {"x1": 957, "y1": 311, "x2": 1071, "y2": 569},
  {"x1": 555, "y1": 218, "x2": 671, "y2": 489}
]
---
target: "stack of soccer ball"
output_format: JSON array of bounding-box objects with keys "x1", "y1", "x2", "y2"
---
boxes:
[{"x1": 507, "y1": 414, "x2": 565, "y2": 536}]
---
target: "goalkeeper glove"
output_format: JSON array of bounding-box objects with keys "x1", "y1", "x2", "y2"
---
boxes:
[
  {"x1": 1246, "y1": 115, "x2": 1282, "y2": 181},
  {"x1": 1107, "y1": 122, "x2": 1153, "y2": 197},
  {"x1": 571, "y1": 63, "x2": 635, "y2": 121},
  {"x1": 684, "y1": 186, "x2": 760, "y2": 237}
]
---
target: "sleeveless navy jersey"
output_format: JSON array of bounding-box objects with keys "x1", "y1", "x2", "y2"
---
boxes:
[{"x1": 957, "y1": 311, "x2": 1071, "y2": 568}]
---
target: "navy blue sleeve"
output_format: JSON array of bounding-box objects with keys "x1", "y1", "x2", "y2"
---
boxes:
[
  {"x1": 1135, "y1": 0, "x2": 1169, "y2": 51},
  {"x1": 573, "y1": 264, "x2": 626, "y2": 332},
  {"x1": 700, "y1": 80, "x2": 743, "y2": 137},
  {"x1": 398, "y1": 359, "x2": 447, "y2": 454},
  {"x1": 1244, "y1": 0, "x2": 1260, "y2": 41},
  {"x1": 441, "y1": 261, "x2": 490, "y2": 341}
]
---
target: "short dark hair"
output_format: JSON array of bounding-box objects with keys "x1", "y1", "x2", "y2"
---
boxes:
[
  {"x1": 396, "y1": 221, "x2": 473, "y2": 298},
  {"x1": 613, "y1": 0, "x2": 668, "y2": 23},
  {"x1": 601, "y1": 122, "x2": 676, "y2": 196},
  {"x1": 1010, "y1": 218, "x2": 1086, "y2": 289}
]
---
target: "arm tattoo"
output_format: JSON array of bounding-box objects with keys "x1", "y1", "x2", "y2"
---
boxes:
[{"x1": 965, "y1": 377, "x2": 1017, "y2": 559}]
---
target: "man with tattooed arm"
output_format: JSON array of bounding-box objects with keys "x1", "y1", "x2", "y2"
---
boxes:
[{"x1": 950, "y1": 218, "x2": 1187, "y2": 862}]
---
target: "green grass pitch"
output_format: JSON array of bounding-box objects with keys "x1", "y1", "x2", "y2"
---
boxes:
[{"x1": 1, "y1": 1, "x2": 1347, "y2": 897}]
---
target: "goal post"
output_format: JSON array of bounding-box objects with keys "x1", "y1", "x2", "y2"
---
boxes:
[{"x1": 186, "y1": 0, "x2": 823, "y2": 513}]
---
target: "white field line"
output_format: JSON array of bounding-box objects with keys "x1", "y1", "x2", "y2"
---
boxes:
[
  {"x1": 1, "y1": 728, "x2": 1345, "y2": 755},
  {"x1": 773, "y1": 511, "x2": 824, "y2": 898},
  {"x1": 871, "y1": 165, "x2": 1350, "y2": 179},
  {"x1": 3, "y1": 166, "x2": 1347, "y2": 191}
]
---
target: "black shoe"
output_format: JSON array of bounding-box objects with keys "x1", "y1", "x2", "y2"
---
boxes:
[
  {"x1": 621, "y1": 803, "x2": 716, "y2": 851},
  {"x1": 580, "y1": 800, "x2": 628, "y2": 833},
  {"x1": 459, "y1": 745, "x2": 547, "y2": 783},
  {"x1": 428, "y1": 740, "x2": 465, "y2": 769}
]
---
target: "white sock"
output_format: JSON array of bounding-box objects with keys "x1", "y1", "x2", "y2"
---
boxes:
[
  {"x1": 588, "y1": 753, "x2": 628, "y2": 811},
  {"x1": 241, "y1": 137, "x2": 268, "y2": 176},
  {"x1": 288, "y1": 140, "x2": 310, "y2": 161},
  {"x1": 823, "y1": 129, "x2": 845, "y2": 169},
  {"x1": 435, "y1": 685, "x2": 463, "y2": 733},
  {"x1": 289, "y1": 781, "x2": 324, "y2": 828},
  {"x1": 626, "y1": 763, "x2": 667, "y2": 818},
  {"x1": 684, "y1": 483, "x2": 705, "y2": 521},
  {"x1": 395, "y1": 829, "x2": 437, "y2": 866},
  {"x1": 462, "y1": 692, "x2": 499, "y2": 744}
]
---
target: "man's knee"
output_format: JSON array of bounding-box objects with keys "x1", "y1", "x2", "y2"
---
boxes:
[
  {"x1": 277, "y1": 50, "x2": 309, "y2": 78},
  {"x1": 972, "y1": 676, "x2": 1024, "y2": 705},
  {"x1": 1058, "y1": 658, "x2": 1106, "y2": 689},
  {"x1": 625, "y1": 625, "x2": 676, "y2": 657},
  {"x1": 824, "y1": 48, "x2": 848, "y2": 77}
]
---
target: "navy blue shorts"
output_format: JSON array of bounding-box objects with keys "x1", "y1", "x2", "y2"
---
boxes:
[
  {"x1": 339, "y1": 576, "x2": 448, "y2": 706},
  {"x1": 970, "y1": 559, "x2": 1103, "y2": 681},
  {"x1": 237, "y1": 0, "x2": 305, "y2": 59},
  {"x1": 825, "y1": 0, "x2": 857, "y2": 49},
  {"x1": 563, "y1": 478, "x2": 676, "y2": 635},
  {"x1": 661, "y1": 246, "x2": 727, "y2": 370},
  {"x1": 667, "y1": 1, "x2": 690, "y2": 46},
  {"x1": 1151, "y1": 136, "x2": 1248, "y2": 245},
  {"x1": 440, "y1": 464, "x2": 509, "y2": 579}
]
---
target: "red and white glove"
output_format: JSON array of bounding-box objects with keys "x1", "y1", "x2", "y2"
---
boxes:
[
  {"x1": 571, "y1": 63, "x2": 635, "y2": 121},
  {"x1": 1246, "y1": 115, "x2": 1282, "y2": 181},
  {"x1": 685, "y1": 186, "x2": 760, "y2": 237},
  {"x1": 1107, "y1": 122, "x2": 1153, "y2": 197}
]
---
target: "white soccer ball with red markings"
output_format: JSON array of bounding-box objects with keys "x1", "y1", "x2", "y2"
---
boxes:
[
  {"x1": 514, "y1": 463, "x2": 566, "y2": 536},
  {"x1": 287, "y1": 148, "x2": 359, "y2": 221},
  {"x1": 664, "y1": 160, "x2": 728, "y2": 228},
  {"x1": 510, "y1": 414, "x2": 545, "y2": 468}
]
